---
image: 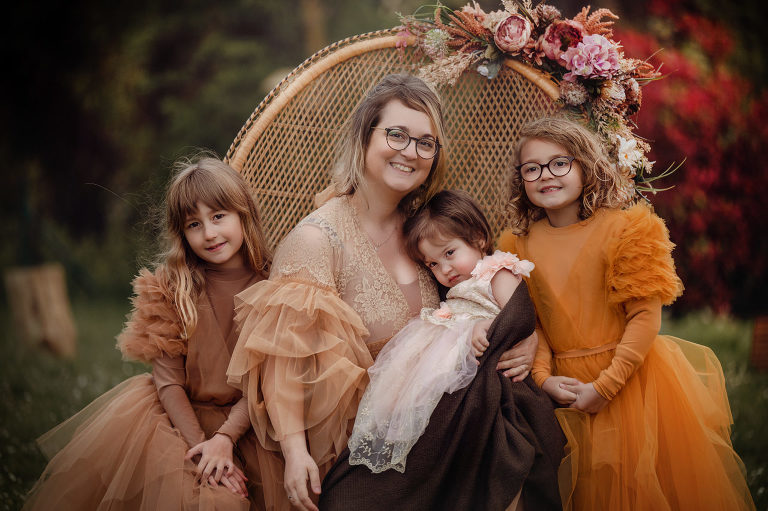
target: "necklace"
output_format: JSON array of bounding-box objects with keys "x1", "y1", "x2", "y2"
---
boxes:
[{"x1": 370, "y1": 223, "x2": 397, "y2": 252}]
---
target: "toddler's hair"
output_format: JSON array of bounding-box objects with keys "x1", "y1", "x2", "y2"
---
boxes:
[
  {"x1": 404, "y1": 189, "x2": 493, "y2": 263},
  {"x1": 506, "y1": 115, "x2": 626, "y2": 234},
  {"x1": 160, "y1": 155, "x2": 271, "y2": 337}
]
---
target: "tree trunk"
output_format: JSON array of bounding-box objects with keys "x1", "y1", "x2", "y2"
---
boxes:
[{"x1": 4, "y1": 263, "x2": 77, "y2": 357}]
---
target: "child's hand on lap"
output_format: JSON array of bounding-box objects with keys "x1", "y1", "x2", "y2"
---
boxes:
[
  {"x1": 561, "y1": 381, "x2": 609, "y2": 413},
  {"x1": 542, "y1": 376, "x2": 581, "y2": 405},
  {"x1": 216, "y1": 467, "x2": 249, "y2": 498},
  {"x1": 186, "y1": 433, "x2": 238, "y2": 488}
]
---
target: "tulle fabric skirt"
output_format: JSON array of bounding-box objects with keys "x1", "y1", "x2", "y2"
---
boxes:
[
  {"x1": 23, "y1": 374, "x2": 257, "y2": 511},
  {"x1": 554, "y1": 336, "x2": 755, "y2": 511},
  {"x1": 347, "y1": 317, "x2": 478, "y2": 473}
]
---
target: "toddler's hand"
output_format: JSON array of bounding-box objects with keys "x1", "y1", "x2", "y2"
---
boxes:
[
  {"x1": 562, "y1": 381, "x2": 609, "y2": 413},
  {"x1": 186, "y1": 433, "x2": 236, "y2": 483},
  {"x1": 470, "y1": 320, "x2": 492, "y2": 359},
  {"x1": 542, "y1": 376, "x2": 581, "y2": 405}
]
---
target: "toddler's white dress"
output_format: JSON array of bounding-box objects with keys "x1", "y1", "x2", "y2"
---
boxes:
[{"x1": 347, "y1": 251, "x2": 534, "y2": 473}]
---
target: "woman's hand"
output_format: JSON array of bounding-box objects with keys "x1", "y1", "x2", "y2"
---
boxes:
[
  {"x1": 282, "y1": 434, "x2": 320, "y2": 511},
  {"x1": 496, "y1": 331, "x2": 537, "y2": 381},
  {"x1": 562, "y1": 381, "x2": 610, "y2": 413},
  {"x1": 185, "y1": 433, "x2": 236, "y2": 484},
  {"x1": 541, "y1": 376, "x2": 581, "y2": 405}
]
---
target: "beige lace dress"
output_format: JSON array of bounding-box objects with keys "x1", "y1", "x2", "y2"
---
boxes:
[{"x1": 227, "y1": 196, "x2": 438, "y2": 511}]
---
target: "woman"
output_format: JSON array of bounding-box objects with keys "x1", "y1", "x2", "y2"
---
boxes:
[{"x1": 227, "y1": 74, "x2": 539, "y2": 511}]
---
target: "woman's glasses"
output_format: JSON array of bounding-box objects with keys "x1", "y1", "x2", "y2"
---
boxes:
[
  {"x1": 371, "y1": 127, "x2": 440, "y2": 159},
  {"x1": 516, "y1": 156, "x2": 575, "y2": 182}
]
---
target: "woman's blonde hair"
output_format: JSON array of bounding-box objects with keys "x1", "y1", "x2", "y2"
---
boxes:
[
  {"x1": 320, "y1": 73, "x2": 448, "y2": 215},
  {"x1": 506, "y1": 115, "x2": 626, "y2": 234},
  {"x1": 159, "y1": 156, "x2": 271, "y2": 337}
]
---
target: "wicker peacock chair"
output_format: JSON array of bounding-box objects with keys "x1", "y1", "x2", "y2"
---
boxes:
[{"x1": 225, "y1": 29, "x2": 560, "y2": 249}]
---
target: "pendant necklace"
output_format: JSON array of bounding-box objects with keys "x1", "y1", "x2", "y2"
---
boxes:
[{"x1": 371, "y1": 224, "x2": 397, "y2": 252}]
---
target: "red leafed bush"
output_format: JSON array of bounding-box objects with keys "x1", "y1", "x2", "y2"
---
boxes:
[{"x1": 615, "y1": 14, "x2": 768, "y2": 315}]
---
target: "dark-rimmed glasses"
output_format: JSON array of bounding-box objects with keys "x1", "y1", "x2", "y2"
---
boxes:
[
  {"x1": 516, "y1": 156, "x2": 575, "y2": 182},
  {"x1": 371, "y1": 127, "x2": 441, "y2": 159}
]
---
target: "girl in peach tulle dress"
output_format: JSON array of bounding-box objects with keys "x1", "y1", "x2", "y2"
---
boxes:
[
  {"x1": 498, "y1": 116, "x2": 755, "y2": 510},
  {"x1": 23, "y1": 157, "x2": 271, "y2": 511},
  {"x1": 346, "y1": 189, "x2": 535, "y2": 475}
]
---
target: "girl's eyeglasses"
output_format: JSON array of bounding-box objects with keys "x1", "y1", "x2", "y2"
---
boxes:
[{"x1": 516, "y1": 156, "x2": 575, "y2": 182}]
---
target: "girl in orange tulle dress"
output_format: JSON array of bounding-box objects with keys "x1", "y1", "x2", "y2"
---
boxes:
[
  {"x1": 498, "y1": 116, "x2": 755, "y2": 511},
  {"x1": 23, "y1": 157, "x2": 272, "y2": 511}
]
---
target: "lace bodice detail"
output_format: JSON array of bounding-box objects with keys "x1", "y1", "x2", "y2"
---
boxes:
[{"x1": 270, "y1": 196, "x2": 439, "y2": 342}]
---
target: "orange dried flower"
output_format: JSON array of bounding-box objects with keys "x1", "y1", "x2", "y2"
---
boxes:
[{"x1": 573, "y1": 6, "x2": 619, "y2": 37}]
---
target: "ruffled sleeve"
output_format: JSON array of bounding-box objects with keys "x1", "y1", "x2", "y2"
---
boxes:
[
  {"x1": 471, "y1": 250, "x2": 534, "y2": 282},
  {"x1": 116, "y1": 267, "x2": 186, "y2": 363},
  {"x1": 227, "y1": 221, "x2": 372, "y2": 467},
  {"x1": 605, "y1": 204, "x2": 684, "y2": 306}
]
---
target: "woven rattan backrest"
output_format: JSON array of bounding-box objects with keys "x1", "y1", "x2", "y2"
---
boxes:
[{"x1": 226, "y1": 29, "x2": 560, "y2": 249}]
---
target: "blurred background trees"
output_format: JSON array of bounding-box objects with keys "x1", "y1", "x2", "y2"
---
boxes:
[{"x1": 1, "y1": 0, "x2": 765, "y2": 315}]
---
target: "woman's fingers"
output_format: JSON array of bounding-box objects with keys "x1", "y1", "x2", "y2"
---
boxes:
[
  {"x1": 308, "y1": 462, "x2": 321, "y2": 495},
  {"x1": 496, "y1": 354, "x2": 528, "y2": 370}
]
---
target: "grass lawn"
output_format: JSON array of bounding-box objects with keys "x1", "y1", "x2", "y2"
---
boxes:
[{"x1": 1, "y1": 300, "x2": 765, "y2": 510}]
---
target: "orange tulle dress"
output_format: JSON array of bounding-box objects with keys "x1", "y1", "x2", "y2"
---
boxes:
[
  {"x1": 498, "y1": 204, "x2": 755, "y2": 511},
  {"x1": 23, "y1": 265, "x2": 266, "y2": 511}
]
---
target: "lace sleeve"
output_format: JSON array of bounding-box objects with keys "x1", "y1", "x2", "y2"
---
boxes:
[{"x1": 269, "y1": 219, "x2": 339, "y2": 288}]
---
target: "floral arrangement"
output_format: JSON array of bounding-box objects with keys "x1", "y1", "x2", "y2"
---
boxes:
[{"x1": 398, "y1": 0, "x2": 676, "y2": 203}]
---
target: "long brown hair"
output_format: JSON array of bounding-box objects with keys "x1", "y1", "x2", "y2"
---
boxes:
[
  {"x1": 506, "y1": 115, "x2": 626, "y2": 235},
  {"x1": 319, "y1": 73, "x2": 448, "y2": 215},
  {"x1": 159, "y1": 156, "x2": 271, "y2": 337}
]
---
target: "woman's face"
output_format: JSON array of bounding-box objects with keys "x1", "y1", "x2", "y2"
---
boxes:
[{"x1": 363, "y1": 99, "x2": 436, "y2": 202}]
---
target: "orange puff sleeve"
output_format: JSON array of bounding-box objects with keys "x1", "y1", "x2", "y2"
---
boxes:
[
  {"x1": 593, "y1": 205, "x2": 685, "y2": 399},
  {"x1": 605, "y1": 204, "x2": 684, "y2": 306}
]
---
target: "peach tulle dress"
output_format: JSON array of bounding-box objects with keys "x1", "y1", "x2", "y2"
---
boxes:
[
  {"x1": 498, "y1": 204, "x2": 755, "y2": 511},
  {"x1": 23, "y1": 265, "x2": 265, "y2": 511},
  {"x1": 226, "y1": 196, "x2": 438, "y2": 511}
]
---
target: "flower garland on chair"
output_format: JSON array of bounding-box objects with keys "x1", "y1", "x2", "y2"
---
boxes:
[{"x1": 398, "y1": 0, "x2": 677, "y2": 203}]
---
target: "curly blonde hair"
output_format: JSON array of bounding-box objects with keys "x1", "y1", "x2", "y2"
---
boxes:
[
  {"x1": 319, "y1": 74, "x2": 448, "y2": 215},
  {"x1": 159, "y1": 156, "x2": 271, "y2": 338},
  {"x1": 506, "y1": 115, "x2": 626, "y2": 235}
]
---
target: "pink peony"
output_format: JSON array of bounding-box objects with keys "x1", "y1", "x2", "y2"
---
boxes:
[
  {"x1": 539, "y1": 19, "x2": 585, "y2": 62},
  {"x1": 494, "y1": 14, "x2": 532, "y2": 54},
  {"x1": 561, "y1": 34, "x2": 621, "y2": 81}
]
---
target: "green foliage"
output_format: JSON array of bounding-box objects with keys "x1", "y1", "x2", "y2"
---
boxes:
[
  {"x1": 0, "y1": 300, "x2": 146, "y2": 510},
  {"x1": 660, "y1": 312, "x2": 768, "y2": 507}
]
